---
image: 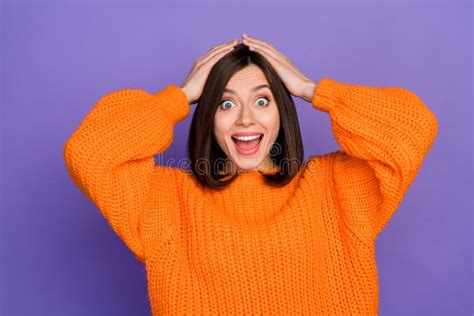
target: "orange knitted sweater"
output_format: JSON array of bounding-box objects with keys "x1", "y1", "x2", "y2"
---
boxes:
[{"x1": 63, "y1": 77, "x2": 438, "y2": 315}]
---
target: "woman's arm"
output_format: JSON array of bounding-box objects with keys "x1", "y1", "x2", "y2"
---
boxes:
[
  {"x1": 63, "y1": 85, "x2": 190, "y2": 263},
  {"x1": 239, "y1": 35, "x2": 438, "y2": 244},
  {"x1": 310, "y1": 78, "x2": 439, "y2": 244}
]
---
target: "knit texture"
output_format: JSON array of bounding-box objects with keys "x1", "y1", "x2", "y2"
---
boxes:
[{"x1": 63, "y1": 77, "x2": 438, "y2": 315}]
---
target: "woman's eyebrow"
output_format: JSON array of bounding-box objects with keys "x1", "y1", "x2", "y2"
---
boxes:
[{"x1": 224, "y1": 84, "x2": 270, "y2": 95}]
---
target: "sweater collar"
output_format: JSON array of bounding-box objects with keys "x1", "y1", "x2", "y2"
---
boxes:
[{"x1": 206, "y1": 167, "x2": 303, "y2": 227}]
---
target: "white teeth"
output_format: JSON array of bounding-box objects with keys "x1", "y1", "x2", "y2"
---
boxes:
[{"x1": 233, "y1": 134, "x2": 262, "y2": 141}]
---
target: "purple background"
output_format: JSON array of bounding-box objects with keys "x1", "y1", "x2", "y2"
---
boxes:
[{"x1": 1, "y1": 0, "x2": 472, "y2": 315}]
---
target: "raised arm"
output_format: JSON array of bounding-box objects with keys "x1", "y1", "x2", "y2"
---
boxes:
[
  {"x1": 63, "y1": 85, "x2": 190, "y2": 263},
  {"x1": 310, "y1": 77, "x2": 439, "y2": 244}
]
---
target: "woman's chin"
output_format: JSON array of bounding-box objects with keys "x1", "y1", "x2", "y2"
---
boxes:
[{"x1": 231, "y1": 156, "x2": 266, "y2": 172}]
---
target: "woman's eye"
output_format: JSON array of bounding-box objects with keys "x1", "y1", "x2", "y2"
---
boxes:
[
  {"x1": 256, "y1": 96, "x2": 269, "y2": 107},
  {"x1": 219, "y1": 96, "x2": 269, "y2": 110},
  {"x1": 220, "y1": 100, "x2": 234, "y2": 110}
]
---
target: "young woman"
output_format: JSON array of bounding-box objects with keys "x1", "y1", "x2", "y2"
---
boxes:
[{"x1": 64, "y1": 34, "x2": 438, "y2": 314}]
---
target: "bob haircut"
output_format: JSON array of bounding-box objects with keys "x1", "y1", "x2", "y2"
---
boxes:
[{"x1": 187, "y1": 43, "x2": 304, "y2": 189}]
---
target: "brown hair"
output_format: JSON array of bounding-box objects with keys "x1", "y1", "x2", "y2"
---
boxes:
[{"x1": 187, "y1": 43, "x2": 304, "y2": 189}]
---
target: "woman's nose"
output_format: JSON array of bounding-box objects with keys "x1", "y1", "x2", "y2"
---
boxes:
[{"x1": 236, "y1": 104, "x2": 255, "y2": 126}]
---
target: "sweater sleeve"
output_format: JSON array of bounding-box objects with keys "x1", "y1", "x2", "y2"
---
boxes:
[
  {"x1": 63, "y1": 84, "x2": 190, "y2": 263},
  {"x1": 311, "y1": 77, "x2": 439, "y2": 244}
]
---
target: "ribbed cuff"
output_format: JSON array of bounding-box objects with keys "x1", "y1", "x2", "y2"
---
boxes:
[
  {"x1": 154, "y1": 84, "x2": 191, "y2": 122},
  {"x1": 311, "y1": 77, "x2": 349, "y2": 113}
]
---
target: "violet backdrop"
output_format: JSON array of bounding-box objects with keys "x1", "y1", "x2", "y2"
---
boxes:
[{"x1": 1, "y1": 0, "x2": 472, "y2": 315}]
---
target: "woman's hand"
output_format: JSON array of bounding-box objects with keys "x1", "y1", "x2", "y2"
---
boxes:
[
  {"x1": 241, "y1": 34, "x2": 317, "y2": 103},
  {"x1": 180, "y1": 38, "x2": 239, "y2": 104}
]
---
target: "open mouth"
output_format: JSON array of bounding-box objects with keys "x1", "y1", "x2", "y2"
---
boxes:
[{"x1": 231, "y1": 134, "x2": 264, "y2": 155}]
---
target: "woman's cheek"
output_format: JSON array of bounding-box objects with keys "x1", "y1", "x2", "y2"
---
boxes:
[
  {"x1": 261, "y1": 111, "x2": 280, "y2": 134},
  {"x1": 213, "y1": 115, "x2": 233, "y2": 149}
]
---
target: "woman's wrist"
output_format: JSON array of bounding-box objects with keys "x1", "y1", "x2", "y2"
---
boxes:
[
  {"x1": 179, "y1": 85, "x2": 192, "y2": 104},
  {"x1": 300, "y1": 80, "x2": 317, "y2": 103}
]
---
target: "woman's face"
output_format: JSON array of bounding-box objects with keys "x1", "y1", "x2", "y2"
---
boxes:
[{"x1": 213, "y1": 65, "x2": 280, "y2": 172}]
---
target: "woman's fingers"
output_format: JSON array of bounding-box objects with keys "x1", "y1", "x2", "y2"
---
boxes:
[
  {"x1": 204, "y1": 38, "x2": 236, "y2": 58},
  {"x1": 243, "y1": 35, "x2": 312, "y2": 82},
  {"x1": 247, "y1": 40, "x2": 280, "y2": 61},
  {"x1": 242, "y1": 34, "x2": 274, "y2": 49},
  {"x1": 243, "y1": 37, "x2": 285, "y2": 70},
  {"x1": 198, "y1": 39, "x2": 238, "y2": 65},
  {"x1": 242, "y1": 34, "x2": 283, "y2": 58},
  {"x1": 240, "y1": 34, "x2": 314, "y2": 98},
  {"x1": 242, "y1": 36, "x2": 294, "y2": 71},
  {"x1": 202, "y1": 43, "x2": 236, "y2": 67},
  {"x1": 243, "y1": 34, "x2": 300, "y2": 72},
  {"x1": 211, "y1": 38, "x2": 238, "y2": 52},
  {"x1": 181, "y1": 39, "x2": 238, "y2": 104},
  {"x1": 200, "y1": 46, "x2": 235, "y2": 73}
]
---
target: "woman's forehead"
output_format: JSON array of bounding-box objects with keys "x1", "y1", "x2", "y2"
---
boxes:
[{"x1": 225, "y1": 66, "x2": 269, "y2": 91}]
